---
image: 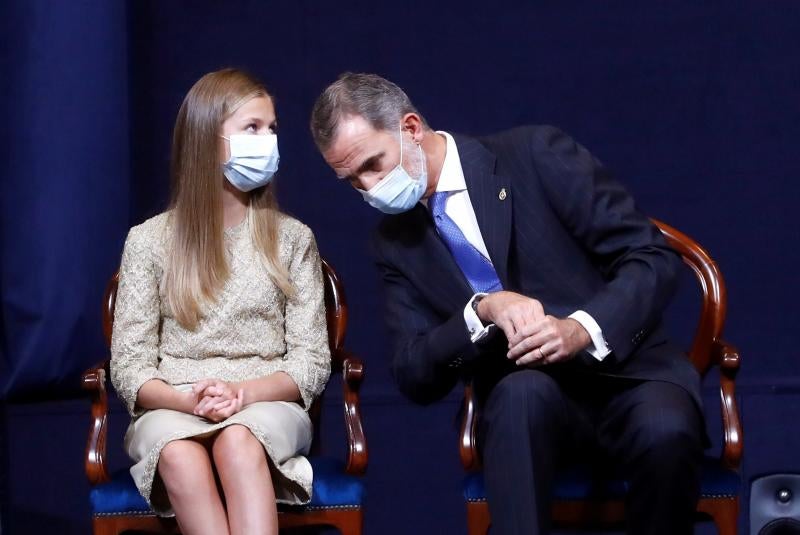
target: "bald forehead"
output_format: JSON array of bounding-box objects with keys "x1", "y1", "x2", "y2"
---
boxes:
[
  {"x1": 328, "y1": 115, "x2": 380, "y2": 158},
  {"x1": 324, "y1": 115, "x2": 394, "y2": 178},
  {"x1": 335, "y1": 114, "x2": 376, "y2": 140}
]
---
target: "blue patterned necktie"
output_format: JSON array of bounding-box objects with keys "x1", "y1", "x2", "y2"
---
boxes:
[{"x1": 429, "y1": 191, "x2": 502, "y2": 293}]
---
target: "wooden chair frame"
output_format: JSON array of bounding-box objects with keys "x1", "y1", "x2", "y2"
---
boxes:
[
  {"x1": 460, "y1": 220, "x2": 742, "y2": 534},
  {"x1": 83, "y1": 258, "x2": 367, "y2": 535}
]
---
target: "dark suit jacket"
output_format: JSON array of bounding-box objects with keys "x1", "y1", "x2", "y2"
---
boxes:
[{"x1": 372, "y1": 125, "x2": 701, "y2": 409}]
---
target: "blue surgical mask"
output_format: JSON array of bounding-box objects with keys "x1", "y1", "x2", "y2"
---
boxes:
[
  {"x1": 360, "y1": 129, "x2": 427, "y2": 214},
  {"x1": 221, "y1": 134, "x2": 279, "y2": 192}
]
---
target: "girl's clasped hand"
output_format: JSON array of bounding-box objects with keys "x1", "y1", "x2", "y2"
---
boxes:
[{"x1": 192, "y1": 379, "x2": 245, "y2": 422}]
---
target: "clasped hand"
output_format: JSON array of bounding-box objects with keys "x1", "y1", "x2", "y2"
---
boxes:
[
  {"x1": 190, "y1": 379, "x2": 244, "y2": 422},
  {"x1": 475, "y1": 291, "x2": 591, "y2": 366}
]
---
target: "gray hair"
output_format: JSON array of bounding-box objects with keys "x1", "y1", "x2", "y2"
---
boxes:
[{"x1": 310, "y1": 72, "x2": 429, "y2": 152}]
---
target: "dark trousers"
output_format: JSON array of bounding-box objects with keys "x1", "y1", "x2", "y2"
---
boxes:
[{"x1": 477, "y1": 369, "x2": 704, "y2": 535}]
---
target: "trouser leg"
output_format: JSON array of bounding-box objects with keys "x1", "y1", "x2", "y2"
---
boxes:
[
  {"x1": 599, "y1": 380, "x2": 704, "y2": 535},
  {"x1": 478, "y1": 369, "x2": 591, "y2": 535}
]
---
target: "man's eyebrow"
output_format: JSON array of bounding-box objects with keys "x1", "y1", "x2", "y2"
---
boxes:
[{"x1": 353, "y1": 152, "x2": 385, "y2": 178}]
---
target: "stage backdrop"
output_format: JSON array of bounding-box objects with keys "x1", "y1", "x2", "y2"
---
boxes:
[{"x1": 1, "y1": 1, "x2": 798, "y2": 534}]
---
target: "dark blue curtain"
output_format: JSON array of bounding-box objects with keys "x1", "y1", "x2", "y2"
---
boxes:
[
  {"x1": 2, "y1": 2, "x2": 800, "y2": 533},
  {"x1": 2, "y1": 0, "x2": 799, "y2": 402},
  {"x1": 1, "y1": 1, "x2": 131, "y2": 400}
]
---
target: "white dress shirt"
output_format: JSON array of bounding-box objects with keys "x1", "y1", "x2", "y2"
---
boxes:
[{"x1": 429, "y1": 131, "x2": 611, "y2": 360}]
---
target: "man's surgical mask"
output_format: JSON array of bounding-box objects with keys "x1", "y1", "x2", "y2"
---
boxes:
[
  {"x1": 359, "y1": 129, "x2": 427, "y2": 214},
  {"x1": 221, "y1": 134, "x2": 280, "y2": 192}
]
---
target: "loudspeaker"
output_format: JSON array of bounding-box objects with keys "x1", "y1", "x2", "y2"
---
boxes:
[{"x1": 751, "y1": 474, "x2": 800, "y2": 534}]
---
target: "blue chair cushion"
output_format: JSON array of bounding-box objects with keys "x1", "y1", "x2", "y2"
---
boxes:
[
  {"x1": 464, "y1": 455, "x2": 740, "y2": 502},
  {"x1": 305, "y1": 457, "x2": 365, "y2": 509},
  {"x1": 90, "y1": 469, "x2": 151, "y2": 515},
  {"x1": 90, "y1": 456, "x2": 364, "y2": 515}
]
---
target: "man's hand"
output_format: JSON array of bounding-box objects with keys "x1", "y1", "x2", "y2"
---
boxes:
[
  {"x1": 507, "y1": 316, "x2": 591, "y2": 366},
  {"x1": 475, "y1": 291, "x2": 545, "y2": 340},
  {"x1": 192, "y1": 379, "x2": 245, "y2": 422}
]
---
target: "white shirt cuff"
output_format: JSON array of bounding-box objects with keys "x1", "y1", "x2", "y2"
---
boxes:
[
  {"x1": 464, "y1": 293, "x2": 494, "y2": 343},
  {"x1": 569, "y1": 310, "x2": 611, "y2": 361}
]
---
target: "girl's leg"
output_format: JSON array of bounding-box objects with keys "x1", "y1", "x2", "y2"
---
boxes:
[
  {"x1": 212, "y1": 424, "x2": 278, "y2": 535},
  {"x1": 157, "y1": 438, "x2": 230, "y2": 535}
]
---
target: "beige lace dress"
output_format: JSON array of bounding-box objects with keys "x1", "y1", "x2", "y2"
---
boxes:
[{"x1": 109, "y1": 211, "x2": 331, "y2": 516}]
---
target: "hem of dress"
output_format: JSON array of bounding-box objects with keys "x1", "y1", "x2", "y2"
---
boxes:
[{"x1": 132, "y1": 418, "x2": 312, "y2": 516}]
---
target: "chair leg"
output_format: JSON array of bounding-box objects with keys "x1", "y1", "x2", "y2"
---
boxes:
[
  {"x1": 710, "y1": 503, "x2": 738, "y2": 535},
  {"x1": 466, "y1": 501, "x2": 491, "y2": 535},
  {"x1": 279, "y1": 509, "x2": 362, "y2": 535},
  {"x1": 698, "y1": 497, "x2": 739, "y2": 535},
  {"x1": 333, "y1": 510, "x2": 363, "y2": 535},
  {"x1": 92, "y1": 517, "x2": 119, "y2": 535},
  {"x1": 93, "y1": 514, "x2": 178, "y2": 535}
]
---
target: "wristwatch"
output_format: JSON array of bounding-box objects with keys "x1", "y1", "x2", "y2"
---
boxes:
[{"x1": 471, "y1": 293, "x2": 487, "y2": 317}]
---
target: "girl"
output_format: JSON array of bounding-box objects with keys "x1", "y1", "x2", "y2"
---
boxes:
[{"x1": 110, "y1": 68, "x2": 330, "y2": 535}]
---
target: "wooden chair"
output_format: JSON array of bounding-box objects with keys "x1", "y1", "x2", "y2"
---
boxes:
[
  {"x1": 82, "y1": 258, "x2": 367, "y2": 534},
  {"x1": 460, "y1": 220, "x2": 743, "y2": 534}
]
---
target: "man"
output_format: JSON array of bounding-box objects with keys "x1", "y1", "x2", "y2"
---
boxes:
[{"x1": 310, "y1": 73, "x2": 705, "y2": 534}]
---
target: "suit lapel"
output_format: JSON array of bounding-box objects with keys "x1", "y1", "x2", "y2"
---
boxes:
[{"x1": 451, "y1": 134, "x2": 513, "y2": 288}]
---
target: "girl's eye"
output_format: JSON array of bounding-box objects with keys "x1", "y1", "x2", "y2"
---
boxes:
[
  {"x1": 269, "y1": 123, "x2": 278, "y2": 135},
  {"x1": 246, "y1": 123, "x2": 258, "y2": 132}
]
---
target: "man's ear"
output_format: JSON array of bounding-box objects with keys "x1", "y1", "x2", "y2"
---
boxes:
[{"x1": 401, "y1": 113, "x2": 425, "y2": 143}]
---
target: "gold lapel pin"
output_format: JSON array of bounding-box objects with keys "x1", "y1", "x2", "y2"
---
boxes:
[{"x1": 498, "y1": 188, "x2": 507, "y2": 201}]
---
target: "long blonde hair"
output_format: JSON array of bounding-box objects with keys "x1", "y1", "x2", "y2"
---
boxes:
[{"x1": 165, "y1": 68, "x2": 292, "y2": 330}]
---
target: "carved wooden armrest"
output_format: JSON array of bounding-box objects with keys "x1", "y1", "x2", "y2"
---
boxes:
[
  {"x1": 337, "y1": 350, "x2": 367, "y2": 475},
  {"x1": 459, "y1": 383, "x2": 481, "y2": 472},
  {"x1": 82, "y1": 359, "x2": 111, "y2": 485},
  {"x1": 712, "y1": 339, "x2": 743, "y2": 470}
]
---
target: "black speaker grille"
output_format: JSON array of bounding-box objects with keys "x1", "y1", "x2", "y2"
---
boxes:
[{"x1": 760, "y1": 517, "x2": 800, "y2": 535}]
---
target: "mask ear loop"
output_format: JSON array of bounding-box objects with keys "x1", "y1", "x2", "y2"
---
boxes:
[
  {"x1": 417, "y1": 141, "x2": 427, "y2": 179},
  {"x1": 401, "y1": 124, "x2": 427, "y2": 182},
  {"x1": 398, "y1": 124, "x2": 405, "y2": 168}
]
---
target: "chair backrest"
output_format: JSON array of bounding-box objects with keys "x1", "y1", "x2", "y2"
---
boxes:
[
  {"x1": 319, "y1": 257, "x2": 349, "y2": 373},
  {"x1": 102, "y1": 258, "x2": 348, "y2": 451},
  {"x1": 650, "y1": 219, "x2": 726, "y2": 376}
]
